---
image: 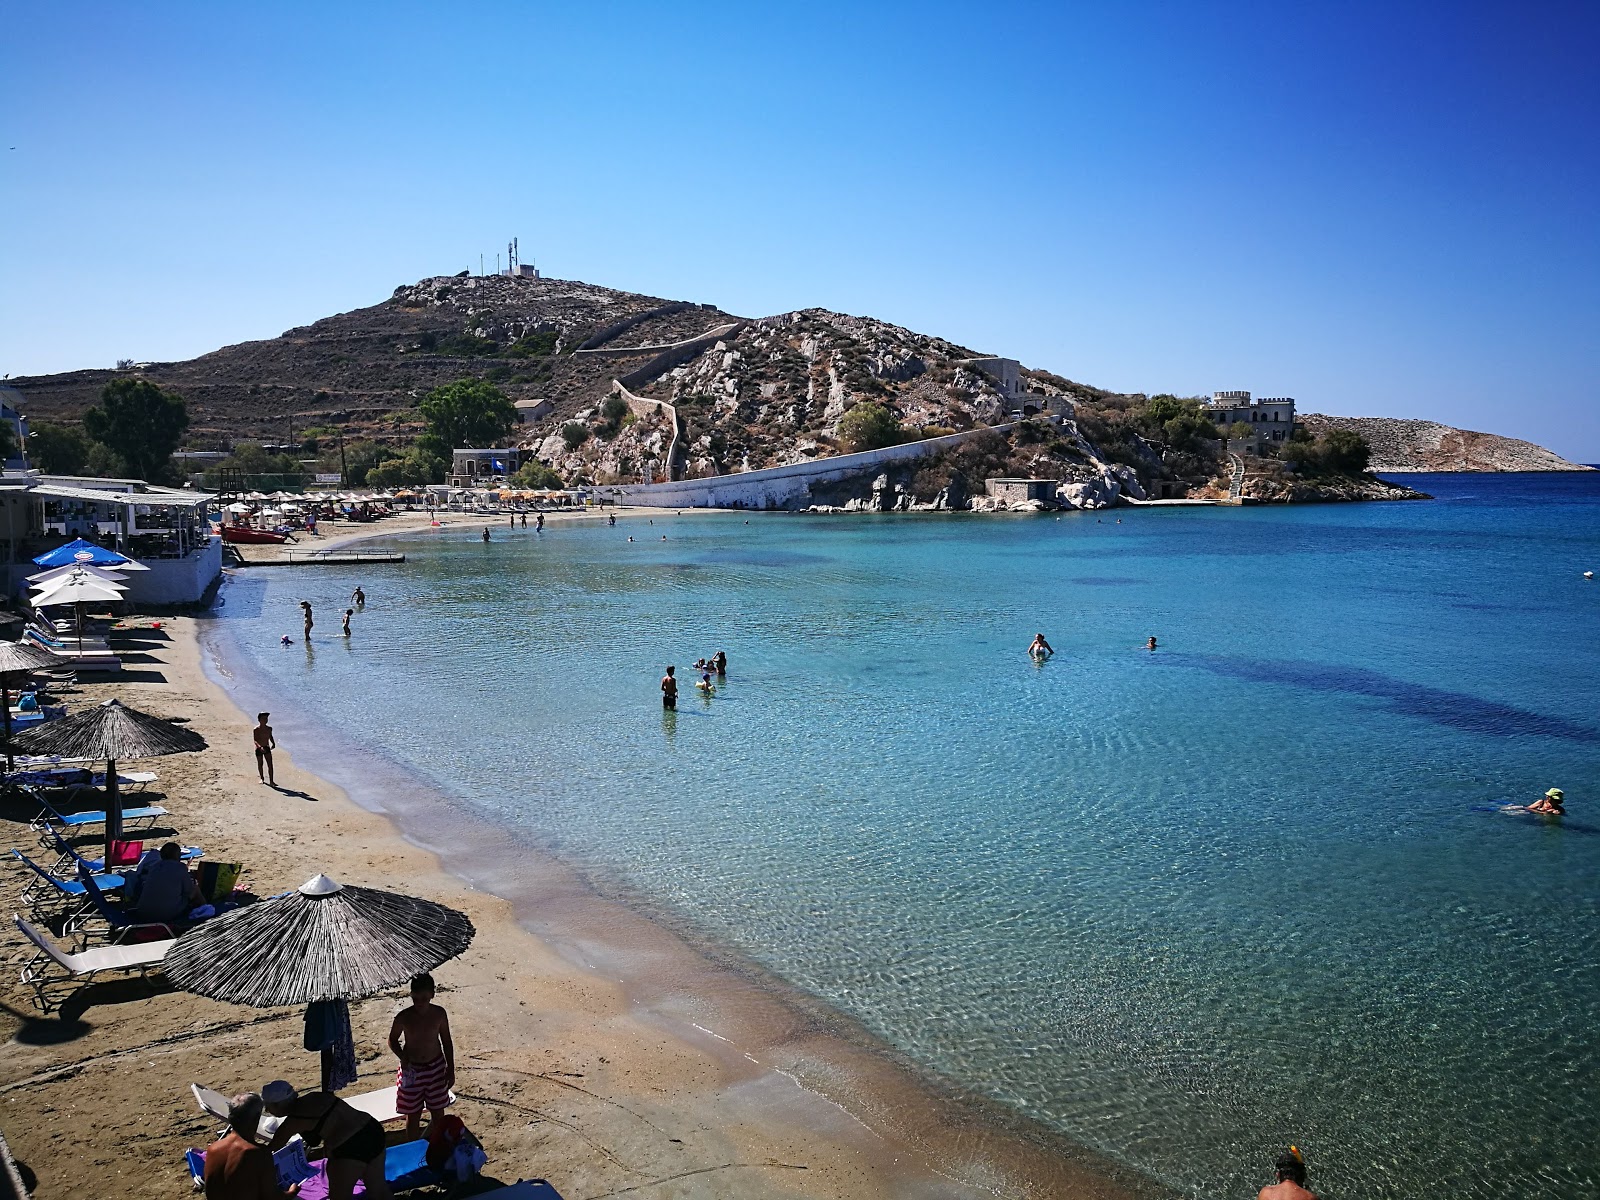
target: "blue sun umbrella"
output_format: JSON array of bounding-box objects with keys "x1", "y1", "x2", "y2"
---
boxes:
[{"x1": 32, "y1": 538, "x2": 137, "y2": 569}]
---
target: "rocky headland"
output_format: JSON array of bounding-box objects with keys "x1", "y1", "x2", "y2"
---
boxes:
[{"x1": 1300, "y1": 414, "x2": 1592, "y2": 472}]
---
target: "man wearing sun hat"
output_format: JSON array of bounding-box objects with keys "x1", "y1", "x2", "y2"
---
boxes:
[{"x1": 1529, "y1": 787, "x2": 1566, "y2": 816}]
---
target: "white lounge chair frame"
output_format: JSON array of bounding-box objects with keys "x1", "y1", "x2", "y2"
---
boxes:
[{"x1": 13, "y1": 913, "x2": 172, "y2": 1012}]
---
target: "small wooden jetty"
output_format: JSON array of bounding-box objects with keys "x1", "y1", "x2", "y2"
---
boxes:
[{"x1": 233, "y1": 549, "x2": 405, "y2": 567}]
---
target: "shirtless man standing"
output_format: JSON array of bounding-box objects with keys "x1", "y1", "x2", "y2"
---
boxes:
[
  {"x1": 253, "y1": 714, "x2": 276, "y2": 786},
  {"x1": 388, "y1": 973, "x2": 455, "y2": 1140},
  {"x1": 661, "y1": 665, "x2": 678, "y2": 710},
  {"x1": 1258, "y1": 1147, "x2": 1317, "y2": 1200}
]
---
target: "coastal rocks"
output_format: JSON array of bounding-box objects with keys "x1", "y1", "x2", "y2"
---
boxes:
[{"x1": 1057, "y1": 469, "x2": 1127, "y2": 510}]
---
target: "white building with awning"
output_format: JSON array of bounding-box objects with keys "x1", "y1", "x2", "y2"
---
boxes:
[{"x1": 0, "y1": 474, "x2": 222, "y2": 605}]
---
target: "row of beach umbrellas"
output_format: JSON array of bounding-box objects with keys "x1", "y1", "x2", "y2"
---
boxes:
[
  {"x1": 7, "y1": 537, "x2": 478, "y2": 1024},
  {"x1": 4, "y1": 686, "x2": 474, "y2": 1014}
]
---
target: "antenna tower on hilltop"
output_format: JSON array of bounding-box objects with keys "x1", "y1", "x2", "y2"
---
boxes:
[{"x1": 508, "y1": 238, "x2": 518, "y2": 275}]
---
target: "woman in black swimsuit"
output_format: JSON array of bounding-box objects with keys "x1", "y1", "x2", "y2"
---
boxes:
[{"x1": 261, "y1": 1080, "x2": 390, "y2": 1199}]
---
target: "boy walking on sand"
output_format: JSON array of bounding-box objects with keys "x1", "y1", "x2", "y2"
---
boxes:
[
  {"x1": 388, "y1": 973, "x2": 455, "y2": 1139},
  {"x1": 253, "y1": 713, "x2": 276, "y2": 786}
]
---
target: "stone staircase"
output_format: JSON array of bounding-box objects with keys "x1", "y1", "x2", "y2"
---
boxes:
[{"x1": 1228, "y1": 453, "x2": 1246, "y2": 501}]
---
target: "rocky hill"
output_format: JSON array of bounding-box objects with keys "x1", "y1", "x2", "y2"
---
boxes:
[
  {"x1": 1300, "y1": 414, "x2": 1591, "y2": 472},
  {"x1": 8, "y1": 272, "x2": 1579, "y2": 508}
]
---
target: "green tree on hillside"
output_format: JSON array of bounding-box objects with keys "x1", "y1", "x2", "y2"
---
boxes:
[
  {"x1": 366, "y1": 448, "x2": 448, "y2": 488},
  {"x1": 1320, "y1": 428, "x2": 1371, "y2": 475},
  {"x1": 0, "y1": 419, "x2": 17, "y2": 465},
  {"x1": 837, "y1": 401, "x2": 902, "y2": 452},
  {"x1": 30, "y1": 424, "x2": 88, "y2": 473},
  {"x1": 417, "y1": 379, "x2": 517, "y2": 455},
  {"x1": 82, "y1": 378, "x2": 189, "y2": 482},
  {"x1": 29, "y1": 428, "x2": 91, "y2": 473},
  {"x1": 511, "y1": 461, "x2": 565, "y2": 489}
]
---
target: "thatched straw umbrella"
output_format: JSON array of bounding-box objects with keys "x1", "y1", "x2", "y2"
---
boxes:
[
  {"x1": 10, "y1": 699, "x2": 206, "y2": 856},
  {"x1": 166, "y1": 874, "x2": 475, "y2": 1088},
  {"x1": 0, "y1": 640, "x2": 65, "y2": 773}
]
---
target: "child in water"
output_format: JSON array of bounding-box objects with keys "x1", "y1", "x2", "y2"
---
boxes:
[{"x1": 696, "y1": 670, "x2": 715, "y2": 694}]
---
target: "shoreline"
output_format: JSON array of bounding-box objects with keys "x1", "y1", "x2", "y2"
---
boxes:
[
  {"x1": 0, "y1": 543, "x2": 1168, "y2": 1198},
  {"x1": 200, "y1": 551, "x2": 1171, "y2": 1199}
]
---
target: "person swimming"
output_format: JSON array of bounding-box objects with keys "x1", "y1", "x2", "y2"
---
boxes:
[
  {"x1": 1146, "y1": 636, "x2": 1158, "y2": 650},
  {"x1": 1028, "y1": 633, "x2": 1054, "y2": 660},
  {"x1": 1528, "y1": 787, "x2": 1566, "y2": 815}
]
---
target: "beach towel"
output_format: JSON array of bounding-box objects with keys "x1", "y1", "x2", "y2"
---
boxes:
[{"x1": 304, "y1": 999, "x2": 359, "y2": 1091}]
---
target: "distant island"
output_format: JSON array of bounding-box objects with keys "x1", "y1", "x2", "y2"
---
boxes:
[{"x1": 6, "y1": 273, "x2": 1585, "y2": 510}]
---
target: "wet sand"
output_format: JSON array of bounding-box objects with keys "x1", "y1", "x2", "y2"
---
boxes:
[{"x1": 0, "y1": 555, "x2": 1166, "y2": 1198}]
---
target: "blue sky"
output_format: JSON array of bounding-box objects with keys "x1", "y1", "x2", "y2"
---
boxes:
[{"x1": 4, "y1": 2, "x2": 1597, "y2": 459}]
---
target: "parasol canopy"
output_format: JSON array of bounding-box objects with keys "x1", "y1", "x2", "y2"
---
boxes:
[
  {"x1": 10, "y1": 697, "x2": 206, "y2": 762},
  {"x1": 164, "y1": 874, "x2": 476, "y2": 1007},
  {"x1": 0, "y1": 640, "x2": 63, "y2": 676},
  {"x1": 31, "y1": 538, "x2": 137, "y2": 569},
  {"x1": 10, "y1": 699, "x2": 207, "y2": 853},
  {"x1": 30, "y1": 570, "x2": 127, "y2": 606},
  {"x1": 28, "y1": 563, "x2": 129, "y2": 586},
  {"x1": 0, "y1": 640, "x2": 63, "y2": 771}
]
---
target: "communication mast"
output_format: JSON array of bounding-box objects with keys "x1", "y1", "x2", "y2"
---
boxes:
[{"x1": 508, "y1": 237, "x2": 519, "y2": 275}]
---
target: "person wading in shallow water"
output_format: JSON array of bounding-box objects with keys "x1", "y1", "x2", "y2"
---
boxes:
[
  {"x1": 300, "y1": 601, "x2": 313, "y2": 640},
  {"x1": 481, "y1": 528, "x2": 490, "y2": 543},
  {"x1": 1258, "y1": 1147, "x2": 1317, "y2": 1200},
  {"x1": 661, "y1": 665, "x2": 678, "y2": 710}
]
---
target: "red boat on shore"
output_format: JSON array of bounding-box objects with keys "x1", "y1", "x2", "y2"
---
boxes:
[{"x1": 220, "y1": 525, "x2": 294, "y2": 545}]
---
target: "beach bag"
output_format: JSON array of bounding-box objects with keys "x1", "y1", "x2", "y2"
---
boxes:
[
  {"x1": 425, "y1": 1115, "x2": 484, "y2": 1177},
  {"x1": 196, "y1": 861, "x2": 242, "y2": 903}
]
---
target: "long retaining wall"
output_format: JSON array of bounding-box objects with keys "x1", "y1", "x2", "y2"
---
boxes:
[
  {"x1": 574, "y1": 302, "x2": 694, "y2": 351},
  {"x1": 613, "y1": 381, "x2": 684, "y2": 483},
  {"x1": 601, "y1": 420, "x2": 1030, "y2": 510},
  {"x1": 615, "y1": 323, "x2": 745, "y2": 392}
]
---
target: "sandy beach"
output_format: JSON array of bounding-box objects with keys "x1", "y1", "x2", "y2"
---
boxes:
[{"x1": 0, "y1": 531, "x2": 1157, "y2": 1198}]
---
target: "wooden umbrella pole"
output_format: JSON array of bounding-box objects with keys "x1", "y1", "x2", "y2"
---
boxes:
[
  {"x1": 2, "y1": 680, "x2": 12, "y2": 776},
  {"x1": 103, "y1": 754, "x2": 120, "y2": 863}
]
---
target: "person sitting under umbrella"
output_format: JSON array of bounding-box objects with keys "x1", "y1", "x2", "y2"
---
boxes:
[
  {"x1": 204, "y1": 1093, "x2": 297, "y2": 1199},
  {"x1": 128, "y1": 841, "x2": 202, "y2": 925},
  {"x1": 262, "y1": 1080, "x2": 390, "y2": 1200}
]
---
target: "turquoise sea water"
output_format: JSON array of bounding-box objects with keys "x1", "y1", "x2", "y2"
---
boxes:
[{"x1": 208, "y1": 474, "x2": 1600, "y2": 1199}]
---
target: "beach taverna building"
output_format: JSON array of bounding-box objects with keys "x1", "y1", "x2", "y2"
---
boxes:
[
  {"x1": 0, "y1": 473, "x2": 221, "y2": 604},
  {"x1": 450, "y1": 448, "x2": 523, "y2": 487}
]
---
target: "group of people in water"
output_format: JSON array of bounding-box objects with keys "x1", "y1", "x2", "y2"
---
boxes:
[
  {"x1": 285, "y1": 587, "x2": 367, "y2": 646},
  {"x1": 1027, "y1": 632, "x2": 1158, "y2": 661},
  {"x1": 660, "y1": 651, "x2": 727, "y2": 709}
]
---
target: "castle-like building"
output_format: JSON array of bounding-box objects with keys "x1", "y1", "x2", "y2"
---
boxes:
[{"x1": 1202, "y1": 391, "x2": 1295, "y2": 447}]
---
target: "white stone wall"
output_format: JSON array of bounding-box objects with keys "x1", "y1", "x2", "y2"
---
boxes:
[
  {"x1": 602, "y1": 421, "x2": 1029, "y2": 509},
  {"x1": 121, "y1": 536, "x2": 223, "y2": 605}
]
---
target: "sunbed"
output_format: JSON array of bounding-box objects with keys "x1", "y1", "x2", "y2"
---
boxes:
[
  {"x1": 40, "y1": 826, "x2": 200, "y2": 877},
  {"x1": 190, "y1": 1081, "x2": 455, "y2": 1132},
  {"x1": 90, "y1": 770, "x2": 159, "y2": 792},
  {"x1": 10, "y1": 848, "x2": 125, "y2": 917},
  {"x1": 21, "y1": 629, "x2": 121, "y2": 671},
  {"x1": 28, "y1": 793, "x2": 170, "y2": 840},
  {"x1": 72, "y1": 869, "x2": 182, "y2": 944},
  {"x1": 12, "y1": 913, "x2": 172, "y2": 1012}
]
